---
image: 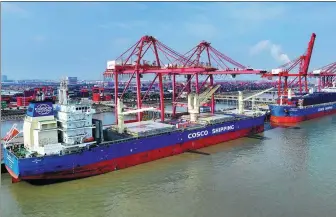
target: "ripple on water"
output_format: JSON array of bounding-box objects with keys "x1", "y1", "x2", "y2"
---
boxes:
[{"x1": 2, "y1": 114, "x2": 336, "y2": 217}]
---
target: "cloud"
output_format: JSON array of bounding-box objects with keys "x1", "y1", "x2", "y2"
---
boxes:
[
  {"x1": 250, "y1": 40, "x2": 290, "y2": 64},
  {"x1": 250, "y1": 40, "x2": 270, "y2": 55},
  {"x1": 2, "y1": 3, "x2": 30, "y2": 17}
]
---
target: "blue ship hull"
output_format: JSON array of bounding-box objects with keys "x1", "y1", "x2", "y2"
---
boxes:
[
  {"x1": 269, "y1": 101, "x2": 336, "y2": 123},
  {"x1": 4, "y1": 115, "x2": 266, "y2": 183}
]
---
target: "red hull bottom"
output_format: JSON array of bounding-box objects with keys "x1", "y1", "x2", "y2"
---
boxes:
[
  {"x1": 18, "y1": 125, "x2": 264, "y2": 183},
  {"x1": 270, "y1": 109, "x2": 336, "y2": 124}
]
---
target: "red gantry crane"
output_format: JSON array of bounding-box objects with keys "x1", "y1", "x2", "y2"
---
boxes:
[
  {"x1": 261, "y1": 33, "x2": 316, "y2": 102},
  {"x1": 171, "y1": 40, "x2": 266, "y2": 115},
  {"x1": 309, "y1": 61, "x2": 336, "y2": 91},
  {"x1": 103, "y1": 35, "x2": 212, "y2": 122},
  {"x1": 103, "y1": 35, "x2": 279, "y2": 123}
]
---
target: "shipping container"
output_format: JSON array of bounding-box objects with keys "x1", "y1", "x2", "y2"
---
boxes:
[
  {"x1": 1, "y1": 101, "x2": 7, "y2": 109},
  {"x1": 17, "y1": 96, "x2": 33, "y2": 107}
]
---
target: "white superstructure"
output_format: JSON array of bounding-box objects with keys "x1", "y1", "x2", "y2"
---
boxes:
[
  {"x1": 57, "y1": 80, "x2": 96, "y2": 145},
  {"x1": 22, "y1": 79, "x2": 97, "y2": 156},
  {"x1": 23, "y1": 112, "x2": 59, "y2": 155},
  {"x1": 56, "y1": 102, "x2": 95, "y2": 145}
]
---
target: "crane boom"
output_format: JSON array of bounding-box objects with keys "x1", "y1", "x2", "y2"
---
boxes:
[
  {"x1": 116, "y1": 98, "x2": 156, "y2": 134},
  {"x1": 243, "y1": 87, "x2": 274, "y2": 101},
  {"x1": 122, "y1": 107, "x2": 156, "y2": 115},
  {"x1": 301, "y1": 33, "x2": 316, "y2": 76},
  {"x1": 237, "y1": 87, "x2": 274, "y2": 114},
  {"x1": 187, "y1": 84, "x2": 221, "y2": 122},
  {"x1": 198, "y1": 84, "x2": 221, "y2": 103}
]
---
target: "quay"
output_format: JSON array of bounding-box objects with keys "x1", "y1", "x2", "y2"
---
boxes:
[
  {"x1": 215, "y1": 94, "x2": 276, "y2": 104},
  {"x1": 1, "y1": 90, "x2": 276, "y2": 121},
  {"x1": 1, "y1": 109, "x2": 27, "y2": 121}
]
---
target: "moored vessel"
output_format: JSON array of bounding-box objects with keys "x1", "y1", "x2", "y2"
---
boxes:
[
  {"x1": 263, "y1": 33, "x2": 336, "y2": 124},
  {"x1": 3, "y1": 79, "x2": 266, "y2": 184},
  {"x1": 269, "y1": 84, "x2": 336, "y2": 123}
]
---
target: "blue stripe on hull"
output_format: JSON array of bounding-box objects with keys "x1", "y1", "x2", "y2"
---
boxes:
[{"x1": 4, "y1": 115, "x2": 265, "y2": 178}]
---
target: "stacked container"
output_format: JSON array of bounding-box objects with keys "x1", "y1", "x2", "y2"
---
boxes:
[
  {"x1": 92, "y1": 93, "x2": 101, "y2": 102},
  {"x1": 17, "y1": 96, "x2": 33, "y2": 107},
  {"x1": 1, "y1": 101, "x2": 7, "y2": 109}
]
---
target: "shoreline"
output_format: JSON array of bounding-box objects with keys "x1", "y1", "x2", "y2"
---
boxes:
[{"x1": 1, "y1": 115, "x2": 26, "y2": 122}]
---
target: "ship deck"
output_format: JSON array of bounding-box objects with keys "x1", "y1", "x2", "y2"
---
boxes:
[
  {"x1": 5, "y1": 111, "x2": 266, "y2": 159},
  {"x1": 103, "y1": 111, "x2": 265, "y2": 143}
]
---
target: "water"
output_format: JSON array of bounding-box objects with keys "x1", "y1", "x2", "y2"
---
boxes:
[{"x1": 2, "y1": 112, "x2": 336, "y2": 217}]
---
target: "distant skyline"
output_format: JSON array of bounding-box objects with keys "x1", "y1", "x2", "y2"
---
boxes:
[{"x1": 2, "y1": 2, "x2": 336, "y2": 80}]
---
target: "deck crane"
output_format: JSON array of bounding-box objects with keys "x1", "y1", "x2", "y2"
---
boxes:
[
  {"x1": 237, "y1": 87, "x2": 274, "y2": 114},
  {"x1": 262, "y1": 33, "x2": 316, "y2": 102},
  {"x1": 116, "y1": 98, "x2": 156, "y2": 134},
  {"x1": 309, "y1": 61, "x2": 336, "y2": 91},
  {"x1": 188, "y1": 84, "x2": 221, "y2": 122}
]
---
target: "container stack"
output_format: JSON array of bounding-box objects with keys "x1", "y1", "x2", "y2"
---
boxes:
[
  {"x1": 16, "y1": 96, "x2": 33, "y2": 107},
  {"x1": 289, "y1": 92, "x2": 336, "y2": 106},
  {"x1": 1, "y1": 101, "x2": 7, "y2": 109}
]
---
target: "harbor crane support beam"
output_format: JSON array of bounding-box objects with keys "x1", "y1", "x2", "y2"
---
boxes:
[
  {"x1": 103, "y1": 35, "x2": 269, "y2": 123},
  {"x1": 261, "y1": 33, "x2": 316, "y2": 103},
  {"x1": 174, "y1": 40, "x2": 263, "y2": 115},
  {"x1": 308, "y1": 61, "x2": 336, "y2": 91},
  {"x1": 103, "y1": 35, "x2": 210, "y2": 123}
]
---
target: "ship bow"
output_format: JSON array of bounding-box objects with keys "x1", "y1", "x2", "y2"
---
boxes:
[{"x1": 3, "y1": 148, "x2": 20, "y2": 181}]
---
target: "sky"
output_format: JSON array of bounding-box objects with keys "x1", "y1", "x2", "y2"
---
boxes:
[{"x1": 1, "y1": 1, "x2": 336, "y2": 81}]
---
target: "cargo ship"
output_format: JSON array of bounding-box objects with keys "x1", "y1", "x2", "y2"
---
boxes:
[
  {"x1": 3, "y1": 80, "x2": 266, "y2": 184},
  {"x1": 266, "y1": 33, "x2": 336, "y2": 123},
  {"x1": 269, "y1": 83, "x2": 336, "y2": 123}
]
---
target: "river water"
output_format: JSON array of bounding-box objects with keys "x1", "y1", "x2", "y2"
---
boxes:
[{"x1": 2, "y1": 108, "x2": 336, "y2": 217}]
